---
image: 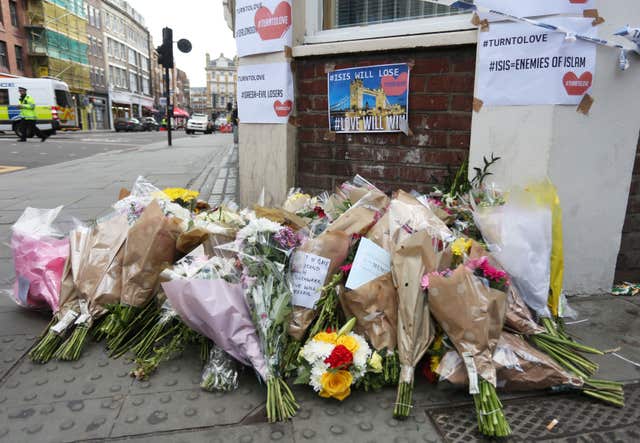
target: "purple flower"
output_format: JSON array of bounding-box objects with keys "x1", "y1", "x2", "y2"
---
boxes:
[{"x1": 273, "y1": 227, "x2": 300, "y2": 250}]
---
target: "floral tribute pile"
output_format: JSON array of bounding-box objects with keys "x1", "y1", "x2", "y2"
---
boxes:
[{"x1": 10, "y1": 159, "x2": 626, "y2": 437}]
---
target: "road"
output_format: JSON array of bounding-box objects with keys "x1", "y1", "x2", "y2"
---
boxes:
[{"x1": 0, "y1": 130, "x2": 224, "y2": 171}]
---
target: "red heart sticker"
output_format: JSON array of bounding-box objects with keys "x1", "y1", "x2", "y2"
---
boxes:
[
  {"x1": 255, "y1": 2, "x2": 292, "y2": 41},
  {"x1": 569, "y1": 0, "x2": 587, "y2": 4},
  {"x1": 380, "y1": 72, "x2": 408, "y2": 97},
  {"x1": 274, "y1": 100, "x2": 292, "y2": 117},
  {"x1": 563, "y1": 72, "x2": 592, "y2": 95}
]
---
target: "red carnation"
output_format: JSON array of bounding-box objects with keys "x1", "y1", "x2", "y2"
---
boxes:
[
  {"x1": 339, "y1": 263, "x2": 353, "y2": 275},
  {"x1": 421, "y1": 360, "x2": 438, "y2": 384},
  {"x1": 313, "y1": 206, "x2": 326, "y2": 218},
  {"x1": 324, "y1": 345, "x2": 353, "y2": 369}
]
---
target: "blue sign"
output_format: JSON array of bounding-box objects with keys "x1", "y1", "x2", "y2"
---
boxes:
[{"x1": 327, "y1": 63, "x2": 410, "y2": 133}]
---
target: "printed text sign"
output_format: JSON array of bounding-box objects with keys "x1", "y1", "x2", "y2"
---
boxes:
[
  {"x1": 236, "y1": 0, "x2": 292, "y2": 57},
  {"x1": 476, "y1": 17, "x2": 597, "y2": 106}
]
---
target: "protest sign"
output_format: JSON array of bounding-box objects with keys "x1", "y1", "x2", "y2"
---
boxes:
[
  {"x1": 291, "y1": 252, "x2": 331, "y2": 309},
  {"x1": 328, "y1": 63, "x2": 410, "y2": 133},
  {"x1": 235, "y1": 0, "x2": 292, "y2": 57},
  {"x1": 237, "y1": 62, "x2": 294, "y2": 124},
  {"x1": 476, "y1": 17, "x2": 597, "y2": 106}
]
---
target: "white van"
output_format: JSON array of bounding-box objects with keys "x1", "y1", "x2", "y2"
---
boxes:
[{"x1": 0, "y1": 76, "x2": 77, "y2": 135}]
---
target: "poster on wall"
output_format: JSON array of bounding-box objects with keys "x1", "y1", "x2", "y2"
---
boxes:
[
  {"x1": 474, "y1": 0, "x2": 596, "y2": 20},
  {"x1": 476, "y1": 17, "x2": 597, "y2": 106},
  {"x1": 235, "y1": 0, "x2": 292, "y2": 57},
  {"x1": 237, "y1": 62, "x2": 294, "y2": 124},
  {"x1": 327, "y1": 63, "x2": 410, "y2": 133}
]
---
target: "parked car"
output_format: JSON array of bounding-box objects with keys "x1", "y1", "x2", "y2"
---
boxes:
[
  {"x1": 186, "y1": 114, "x2": 213, "y2": 134},
  {"x1": 141, "y1": 117, "x2": 159, "y2": 131},
  {"x1": 114, "y1": 118, "x2": 143, "y2": 132},
  {"x1": 214, "y1": 116, "x2": 228, "y2": 130}
]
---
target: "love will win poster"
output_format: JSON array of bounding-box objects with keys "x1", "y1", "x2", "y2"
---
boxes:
[
  {"x1": 235, "y1": 0, "x2": 293, "y2": 57},
  {"x1": 328, "y1": 63, "x2": 410, "y2": 133}
]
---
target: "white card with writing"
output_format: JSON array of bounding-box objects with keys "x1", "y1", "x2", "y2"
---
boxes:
[
  {"x1": 291, "y1": 252, "x2": 331, "y2": 309},
  {"x1": 345, "y1": 238, "x2": 391, "y2": 290}
]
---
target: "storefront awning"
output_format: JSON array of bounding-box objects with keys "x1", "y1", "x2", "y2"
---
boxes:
[
  {"x1": 143, "y1": 105, "x2": 159, "y2": 113},
  {"x1": 173, "y1": 107, "x2": 189, "y2": 117}
]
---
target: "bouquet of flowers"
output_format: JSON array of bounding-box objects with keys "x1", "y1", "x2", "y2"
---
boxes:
[
  {"x1": 428, "y1": 263, "x2": 511, "y2": 437},
  {"x1": 55, "y1": 214, "x2": 129, "y2": 360},
  {"x1": 296, "y1": 318, "x2": 376, "y2": 400},
  {"x1": 11, "y1": 206, "x2": 69, "y2": 311},
  {"x1": 102, "y1": 201, "x2": 181, "y2": 356},
  {"x1": 237, "y1": 217, "x2": 300, "y2": 422}
]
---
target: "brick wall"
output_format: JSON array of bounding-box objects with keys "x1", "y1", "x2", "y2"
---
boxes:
[
  {"x1": 615, "y1": 134, "x2": 640, "y2": 281},
  {"x1": 295, "y1": 45, "x2": 476, "y2": 194}
]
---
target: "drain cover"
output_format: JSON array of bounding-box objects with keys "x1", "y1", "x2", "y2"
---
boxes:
[{"x1": 427, "y1": 384, "x2": 640, "y2": 442}]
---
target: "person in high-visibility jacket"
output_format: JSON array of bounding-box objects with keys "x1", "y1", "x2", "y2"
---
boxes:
[{"x1": 17, "y1": 86, "x2": 50, "y2": 142}]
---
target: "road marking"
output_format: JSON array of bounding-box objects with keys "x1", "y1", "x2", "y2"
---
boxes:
[
  {"x1": 10, "y1": 151, "x2": 18, "y2": 154},
  {"x1": 0, "y1": 165, "x2": 26, "y2": 174}
]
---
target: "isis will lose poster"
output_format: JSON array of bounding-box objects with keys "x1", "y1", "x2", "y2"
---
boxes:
[
  {"x1": 328, "y1": 63, "x2": 410, "y2": 133},
  {"x1": 235, "y1": 0, "x2": 292, "y2": 57}
]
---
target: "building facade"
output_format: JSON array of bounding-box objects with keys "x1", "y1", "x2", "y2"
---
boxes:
[
  {"x1": 0, "y1": 0, "x2": 31, "y2": 77},
  {"x1": 26, "y1": 0, "x2": 91, "y2": 127},
  {"x1": 172, "y1": 67, "x2": 189, "y2": 111},
  {"x1": 224, "y1": 1, "x2": 640, "y2": 296},
  {"x1": 85, "y1": 0, "x2": 108, "y2": 129},
  {"x1": 102, "y1": 0, "x2": 152, "y2": 123},
  {"x1": 189, "y1": 86, "x2": 207, "y2": 115},
  {"x1": 205, "y1": 52, "x2": 236, "y2": 113}
]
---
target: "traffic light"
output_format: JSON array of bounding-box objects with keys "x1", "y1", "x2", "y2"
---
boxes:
[{"x1": 157, "y1": 27, "x2": 174, "y2": 69}]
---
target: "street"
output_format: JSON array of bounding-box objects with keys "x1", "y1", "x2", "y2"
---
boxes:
[{"x1": 0, "y1": 130, "x2": 217, "y2": 170}]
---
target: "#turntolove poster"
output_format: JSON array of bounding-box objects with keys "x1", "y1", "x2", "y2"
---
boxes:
[
  {"x1": 235, "y1": 0, "x2": 292, "y2": 57},
  {"x1": 476, "y1": 17, "x2": 597, "y2": 106},
  {"x1": 237, "y1": 62, "x2": 294, "y2": 124},
  {"x1": 328, "y1": 63, "x2": 410, "y2": 133}
]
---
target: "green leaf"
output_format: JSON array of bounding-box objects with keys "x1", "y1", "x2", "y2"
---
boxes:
[{"x1": 293, "y1": 365, "x2": 311, "y2": 385}]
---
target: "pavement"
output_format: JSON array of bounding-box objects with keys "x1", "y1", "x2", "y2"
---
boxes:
[{"x1": 0, "y1": 134, "x2": 639, "y2": 442}]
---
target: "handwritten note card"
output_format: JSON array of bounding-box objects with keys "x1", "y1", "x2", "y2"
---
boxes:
[
  {"x1": 345, "y1": 238, "x2": 391, "y2": 290},
  {"x1": 291, "y1": 252, "x2": 331, "y2": 309}
]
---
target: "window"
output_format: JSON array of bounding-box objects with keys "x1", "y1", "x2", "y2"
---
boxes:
[
  {"x1": 307, "y1": 0, "x2": 474, "y2": 45},
  {"x1": 0, "y1": 89, "x2": 9, "y2": 105},
  {"x1": 9, "y1": 1, "x2": 18, "y2": 27},
  {"x1": 55, "y1": 89, "x2": 72, "y2": 107},
  {"x1": 328, "y1": 0, "x2": 469, "y2": 29},
  {"x1": 15, "y1": 45, "x2": 23, "y2": 71},
  {"x1": 0, "y1": 41, "x2": 8, "y2": 68},
  {"x1": 96, "y1": 10, "x2": 101, "y2": 29},
  {"x1": 128, "y1": 48, "x2": 136, "y2": 65}
]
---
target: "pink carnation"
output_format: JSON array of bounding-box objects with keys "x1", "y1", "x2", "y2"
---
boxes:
[{"x1": 421, "y1": 274, "x2": 430, "y2": 290}]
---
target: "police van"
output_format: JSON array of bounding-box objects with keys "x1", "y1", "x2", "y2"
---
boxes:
[{"x1": 0, "y1": 77, "x2": 77, "y2": 136}]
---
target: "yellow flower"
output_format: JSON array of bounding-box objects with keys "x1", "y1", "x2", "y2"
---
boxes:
[
  {"x1": 451, "y1": 238, "x2": 472, "y2": 256},
  {"x1": 162, "y1": 187, "x2": 199, "y2": 202},
  {"x1": 336, "y1": 335, "x2": 359, "y2": 354},
  {"x1": 368, "y1": 351, "x2": 383, "y2": 373},
  {"x1": 313, "y1": 332, "x2": 337, "y2": 344},
  {"x1": 319, "y1": 370, "x2": 353, "y2": 401},
  {"x1": 430, "y1": 355, "x2": 442, "y2": 374},
  {"x1": 291, "y1": 193, "x2": 311, "y2": 201}
]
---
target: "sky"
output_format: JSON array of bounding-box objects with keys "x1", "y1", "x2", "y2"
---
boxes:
[{"x1": 129, "y1": 0, "x2": 236, "y2": 87}]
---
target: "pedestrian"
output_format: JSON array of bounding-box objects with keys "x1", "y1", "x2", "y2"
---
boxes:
[
  {"x1": 232, "y1": 106, "x2": 239, "y2": 144},
  {"x1": 17, "y1": 86, "x2": 51, "y2": 142}
]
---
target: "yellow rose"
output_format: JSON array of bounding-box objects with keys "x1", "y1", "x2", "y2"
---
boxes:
[
  {"x1": 336, "y1": 335, "x2": 359, "y2": 354},
  {"x1": 314, "y1": 332, "x2": 337, "y2": 344},
  {"x1": 319, "y1": 370, "x2": 353, "y2": 401},
  {"x1": 368, "y1": 351, "x2": 383, "y2": 373}
]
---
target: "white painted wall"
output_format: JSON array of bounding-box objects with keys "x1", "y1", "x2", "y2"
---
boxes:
[
  {"x1": 234, "y1": 1, "x2": 305, "y2": 207},
  {"x1": 469, "y1": 0, "x2": 640, "y2": 295}
]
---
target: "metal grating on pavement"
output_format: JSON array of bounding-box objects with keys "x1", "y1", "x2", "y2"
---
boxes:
[{"x1": 427, "y1": 383, "x2": 640, "y2": 442}]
